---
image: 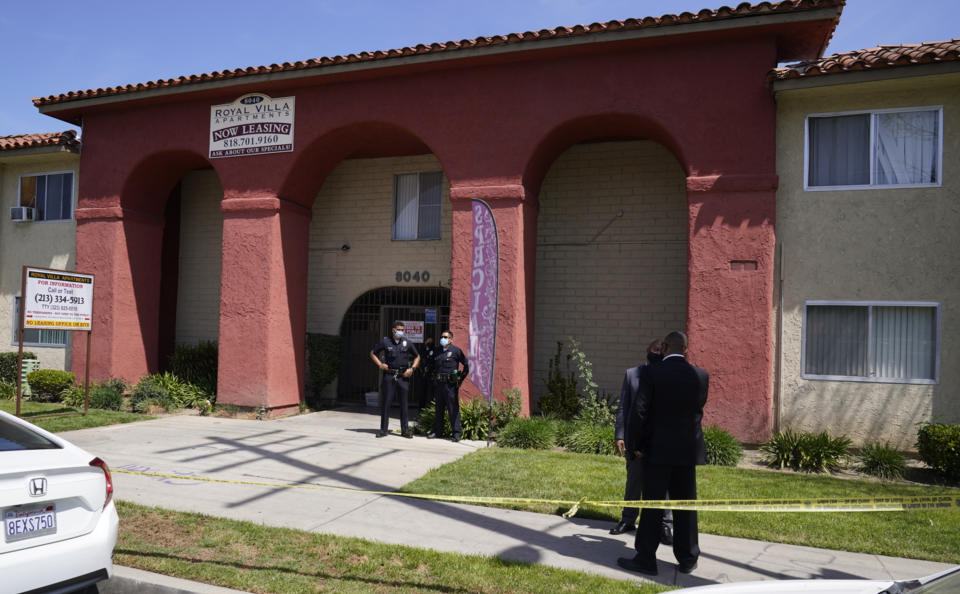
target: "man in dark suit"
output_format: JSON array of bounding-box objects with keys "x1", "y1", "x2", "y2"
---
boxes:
[
  {"x1": 610, "y1": 338, "x2": 673, "y2": 544},
  {"x1": 617, "y1": 330, "x2": 708, "y2": 577}
]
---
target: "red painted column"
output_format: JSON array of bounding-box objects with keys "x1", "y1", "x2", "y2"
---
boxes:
[
  {"x1": 72, "y1": 208, "x2": 164, "y2": 384},
  {"x1": 449, "y1": 185, "x2": 536, "y2": 415},
  {"x1": 217, "y1": 195, "x2": 310, "y2": 414},
  {"x1": 686, "y1": 174, "x2": 778, "y2": 444}
]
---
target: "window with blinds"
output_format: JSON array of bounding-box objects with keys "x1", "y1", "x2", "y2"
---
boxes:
[
  {"x1": 392, "y1": 172, "x2": 442, "y2": 240},
  {"x1": 802, "y1": 302, "x2": 939, "y2": 384}
]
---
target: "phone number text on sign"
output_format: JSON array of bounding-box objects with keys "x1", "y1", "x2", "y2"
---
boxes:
[{"x1": 23, "y1": 268, "x2": 94, "y2": 332}]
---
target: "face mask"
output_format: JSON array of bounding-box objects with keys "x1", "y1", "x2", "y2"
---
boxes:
[
  {"x1": 646, "y1": 352, "x2": 663, "y2": 364},
  {"x1": 394, "y1": 330, "x2": 404, "y2": 339},
  {"x1": 440, "y1": 337, "x2": 450, "y2": 347}
]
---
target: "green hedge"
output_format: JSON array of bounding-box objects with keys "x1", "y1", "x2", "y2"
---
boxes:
[
  {"x1": 704, "y1": 426, "x2": 744, "y2": 466},
  {"x1": 497, "y1": 417, "x2": 557, "y2": 450},
  {"x1": 0, "y1": 351, "x2": 37, "y2": 383},
  {"x1": 917, "y1": 423, "x2": 960, "y2": 479},
  {"x1": 169, "y1": 341, "x2": 218, "y2": 396}
]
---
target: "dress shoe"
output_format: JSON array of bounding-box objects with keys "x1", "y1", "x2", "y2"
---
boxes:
[
  {"x1": 401, "y1": 432, "x2": 414, "y2": 439},
  {"x1": 660, "y1": 524, "x2": 673, "y2": 545},
  {"x1": 609, "y1": 521, "x2": 636, "y2": 535},
  {"x1": 375, "y1": 431, "x2": 387, "y2": 438},
  {"x1": 677, "y1": 561, "x2": 698, "y2": 574},
  {"x1": 616, "y1": 556, "x2": 657, "y2": 576}
]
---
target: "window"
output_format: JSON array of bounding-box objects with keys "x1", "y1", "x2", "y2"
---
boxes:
[
  {"x1": 806, "y1": 107, "x2": 941, "y2": 189},
  {"x1": 12, "y1": 297, "x2": 68, "y2": 347},
  {"x1": 802, "y1": 301, "x2": 939, "y2": 384},
  {"x1": 393, "y1": 172, "x2": 442, "y2": 240},
  {"x1": 18, "y1": 172, "x2": 75, "y2": 221}
]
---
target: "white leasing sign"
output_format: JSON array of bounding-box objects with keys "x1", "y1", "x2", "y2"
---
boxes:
[
  {"x1": 23, "y1": 267, "x2": 94, "y2": 331},
  {"x1": 209, "y1": 93, "x2": 295, "y2": 159}
]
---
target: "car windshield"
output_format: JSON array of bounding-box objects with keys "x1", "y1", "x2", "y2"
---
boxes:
[{"x1": 0, "y1": 416, "x2": 60, "y2": 451}]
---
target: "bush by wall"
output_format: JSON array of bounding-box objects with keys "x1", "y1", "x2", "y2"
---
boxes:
[
  {"x1": 760, "y1": 428, "x2": 851, "y2": 473},
  {"x1": 857, "y1": 442, "x2": 906, "y2": 480},
  {"x1": 25, "y1": 369, "x2": 75, "y2": 403},
  {"x1": 306, "y1": 334, "x2": 342, "y2": 408},
  {"x1": 539, "y1": 342, "x2": 580, "y2": 419},
  {"x1": 414, "y1": 401, "x2": 452, "y2": 437},
  {"x1": 704, "y1": 426, "x2": 744, "y2": 466},
  {"x1": 0, "y1": 351, "x2": 37, "y2": 383},
  {"x1": 131, "y1": 372, "x2": 212, "y2": 413},
  {"x1": 917, "y1": 423, "x2": 960, "y2": 479},
  {"x1": 565, "y1": 423, "x2": 617, "y2": 456},
  {"x1": 497, "y1": 416, "x2": 557, "y2": 450},
  {"x1": 0, "y1": 379, "x2": 14, "y2": 400},
  {"x1": 416, "y1": 389, "x2": 522, "y2": 441},
  {"x1": 169, "y1": 341, "x2": 218, "y2": 396}
]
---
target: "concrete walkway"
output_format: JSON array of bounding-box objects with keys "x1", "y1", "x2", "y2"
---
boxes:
[{"x1": 61, "y1": 410, "x2": 955, "y2": 591}]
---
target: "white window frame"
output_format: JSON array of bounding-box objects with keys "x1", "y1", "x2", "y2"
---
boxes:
[
  {"x1": 17, "y1": 170, "x2": 76, "y2": 222},
  {"x1": 804, "y1": 106, "x2": 943, "y2": 191},
  {"x1": 11, "y1": 296, "x2": 70, "y2": 348},
  {"x1": 801, "y1": 300, "x2": 940, "y2": 385},
  {"x1": 392, "y1": 171, "x2": 443, "y2": 241}
]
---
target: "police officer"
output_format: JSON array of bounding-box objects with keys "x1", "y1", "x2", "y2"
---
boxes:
[
  {"x1": 417, "y1": 337, "x2": 437, "y2": 410},
  {"x1": 369, "y1": 321, "x2": 420, "y2": 438},
  {"x1": 427, "y1": 329, "x2": 469, "y2": 442}
]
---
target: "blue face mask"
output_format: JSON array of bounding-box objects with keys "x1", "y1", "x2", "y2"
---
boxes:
[
  {"x1": 394, "y1": 330, "x2": 404, "y2": 339},
  {"x1": 440, "y1": 337, "x2": 450, "y2": 347}
]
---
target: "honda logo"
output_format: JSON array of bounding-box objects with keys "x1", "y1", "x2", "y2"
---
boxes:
[{"x1": 28, "y1": 477, "x2": 47, "y2": 497}]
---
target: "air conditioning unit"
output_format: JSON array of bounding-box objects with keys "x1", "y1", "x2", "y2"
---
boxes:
[{"x1": 10, "y1": 207, "x2": 35, "y2": 222}]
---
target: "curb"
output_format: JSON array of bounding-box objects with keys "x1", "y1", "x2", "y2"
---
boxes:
[{"x1": 98, "y1": 566, "x2": 249, "y2": 594}]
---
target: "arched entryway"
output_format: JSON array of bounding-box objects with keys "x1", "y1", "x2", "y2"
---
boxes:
[
  {"x1": 533, "y1": 140, "x2": 688, "y2": 405},
  {"x1": 334, "y1": 286, "x2": 450, "y2": 403}
]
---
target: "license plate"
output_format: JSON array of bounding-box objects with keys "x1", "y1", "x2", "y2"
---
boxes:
[{"x1": 4, "y1": 504, "x2": 57, "y2": 543}]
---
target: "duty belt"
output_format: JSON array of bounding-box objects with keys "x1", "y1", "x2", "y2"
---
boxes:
[
  {"x1": 386, "y1": 368, "x2": 407, "y2": 377},
  {"x1": 435, "y1": 373, "x2": 459, "y2": 383}
]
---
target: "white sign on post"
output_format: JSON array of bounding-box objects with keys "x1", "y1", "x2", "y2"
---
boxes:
[
  {"x1": 23, "y1": 268, "x2": 94, "y2": 331},
  {"x1": 209, "y1": 93, "x2": 295, "y2": 159},
  {"x1": 400, "y1": 321, "x2": 424, "y2": 343}
]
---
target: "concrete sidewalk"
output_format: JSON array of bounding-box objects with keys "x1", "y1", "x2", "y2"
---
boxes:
[{"x1": 61, "y1": 410, "x2": 954, "y2": 592}]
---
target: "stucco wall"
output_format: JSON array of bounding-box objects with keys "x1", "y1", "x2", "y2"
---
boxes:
[
  {"x1": 776, "y1": 72, "x2": 960, "y2": 449},
  {"x1": 0, "y1": 154, "x2": 79, "y2": 372},
  {"x1": 533, "y1": 141, "x2": 687, "y2": 403},
  {"x1": 306, "y1": 154, "x2": 452, "y2": 335},
  {"x1": 175, "y1": 169, "x2": 223, "y2": 345}
]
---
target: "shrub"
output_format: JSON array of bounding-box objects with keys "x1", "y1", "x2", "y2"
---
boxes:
[
  {"x1": 61, "y1": 384, "x2": 85, "y2": 408},
  {"x1": 857, "y1": 442, "x2": 906, "y2": 480},
  {"x1": 568, "y1": 338, "x2": 617, "y2": 428},
  {"x1": 89, "y1": 386, "x2": 124, "y2": 411},
  {"x1": 130, "y1": 373, "x2": 211, "y2": 413},
  {"x1": 704, "y1": 426, "x2": 744, "y2": 466},
  {"x1": 760, "y1": 428, "x2": 851, "y2": 473},
  {"x1": 130, "y1": 376, "x2": 175, "y2": 413},
  {"x1": 168, "y1": 341, "x2": 218, "y2": 396},
  {"x1": 917, "y1": 422, "x2": 960, "y2": 479},
  {"x1": 25, "y1": 369, "x2": 74, "y2": 403},
  {"x1": 305, "y1": 334, "x2": 341, "y2": 408},
  {"x1": 0, "y1": 379, "x2": 14, "y2": 400},
  {"x1": 565, "y1": 422, "x2": 617, "y2": 456},
  {"x1": 539, "y1": 342, "x2": 580, "y2": 419},
  {"x1": 552, "y1": 418, "x2": 577, "y2": 448},
  {"x1": 413, "y1": 403, "x2": 451, "y2": 437},
  {"x1": 98, "y1": 377, "x2": 129, "y2": 395},
  {"x1": 497, "y1": 416, "x2": 557, "y2": 450},
  {"x1": 491, "y1": 388, "x2": 522, "y2": 431},
  {"x1": 417, "y1": 389, "x2": 523, "y2": 440},
  {"x1": 460, "y1": 396, "x2": 491, "y2": 441},
  {"x1": 0, "y1": 351, "x2": 37, "y2": 383}
]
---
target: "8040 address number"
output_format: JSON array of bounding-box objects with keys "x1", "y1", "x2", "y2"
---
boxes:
[{"x1": 396, "y1": 270, "x2": 430, "y2": 283}]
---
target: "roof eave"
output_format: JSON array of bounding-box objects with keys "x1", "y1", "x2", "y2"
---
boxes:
[
  {"x1": 773, "y1": 60, "x2": 960, "y2": 91},
  {"x1": 37, "y1": 5, "x2": 841, "y2": 121}
]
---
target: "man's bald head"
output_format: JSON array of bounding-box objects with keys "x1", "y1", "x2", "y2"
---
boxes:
[{"x1": 662, "y1": 331, "x2": 688, "y2": 356}]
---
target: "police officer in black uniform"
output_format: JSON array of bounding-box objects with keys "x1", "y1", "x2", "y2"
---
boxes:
[
  {"x1": 427, "y1": 329, "x2": 470, "y2": 442},
  {"x1": 369, "y1": 321, "x2": 420, "y2": 438},
  {"x1": 417, "y1": 337, "x2": 437, "y2": 410}
]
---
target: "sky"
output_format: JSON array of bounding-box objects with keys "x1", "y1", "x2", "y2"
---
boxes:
[{"x1": 1, "y1": 0, "x2": 957, "y2": 136}]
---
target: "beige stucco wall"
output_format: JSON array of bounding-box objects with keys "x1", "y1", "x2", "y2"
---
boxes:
[
  {"x1": 775, "y1": 72, "x2": 960, "y2": 450},
  {"x1": 533, "y1": 141, "x2": 688, "y2": 403},
  {"x1": 306, "y1": 154, "x2": 452, "y2": 334},
  {"x1": 0, "y1": 152, "x2": 79, "y2": 372},
  {"x1": 174, "y1": 169, "x2": 223, "y2": 345}
]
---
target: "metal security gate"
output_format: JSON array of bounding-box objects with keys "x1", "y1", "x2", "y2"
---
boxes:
[{"x1": 338, "y1": 287, "x2": 450, "y2": 403}]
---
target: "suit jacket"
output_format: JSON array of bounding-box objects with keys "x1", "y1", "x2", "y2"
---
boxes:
[
  {"x1": 615, "y1": 365, "x2": 645, "y2": 442},
  {"x1": 629, "y1": 355, "x2": 709, "y2": 466}
]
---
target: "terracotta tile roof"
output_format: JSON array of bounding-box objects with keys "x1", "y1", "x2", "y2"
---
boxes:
[
  {"x1": 773, "y1": 38, "x2": 960, "y2": 81},
  {"x1": 0, "y1": 130, "x2": 79, "y2": 152},
  {"x1": 34, "y1": 0, "x2": 842, "y2": 108}
]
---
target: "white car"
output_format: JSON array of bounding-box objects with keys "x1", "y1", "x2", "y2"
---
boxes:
[
  {"x1": 677, "y1": 565, "x2": 960, "y2": 594},
  {"x1": 0, "y1": 410, "x2": 118, "y2": 593}
]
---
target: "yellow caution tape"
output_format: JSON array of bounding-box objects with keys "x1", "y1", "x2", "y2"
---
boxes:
[{"x1": 113, "y1": 470, "x2": 960, "y2": 517}]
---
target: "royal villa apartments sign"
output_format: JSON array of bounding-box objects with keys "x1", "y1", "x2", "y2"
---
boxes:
[{"x1": 209, "y1": 93, "x2": 295, "y2": 158}]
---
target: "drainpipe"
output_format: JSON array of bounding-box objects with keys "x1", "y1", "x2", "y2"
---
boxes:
[{"x1": 772, "y1": 242, "x2": 784, "y2": 434}]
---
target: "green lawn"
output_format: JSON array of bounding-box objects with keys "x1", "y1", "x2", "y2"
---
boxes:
[
  {"x1": 400, "y1": 448, "x2": 960, "y2": 564},
  {"x1": 115, "y1": 501, "x2": 669, "y2": 594},
  {"x1": 0, "y1": 400, "x2": 151, "y2": 432}
]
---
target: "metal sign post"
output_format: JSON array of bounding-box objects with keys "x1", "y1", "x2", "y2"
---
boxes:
[{"x1": 15, "y1": 266, "x2": 95, "y2": 420}]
